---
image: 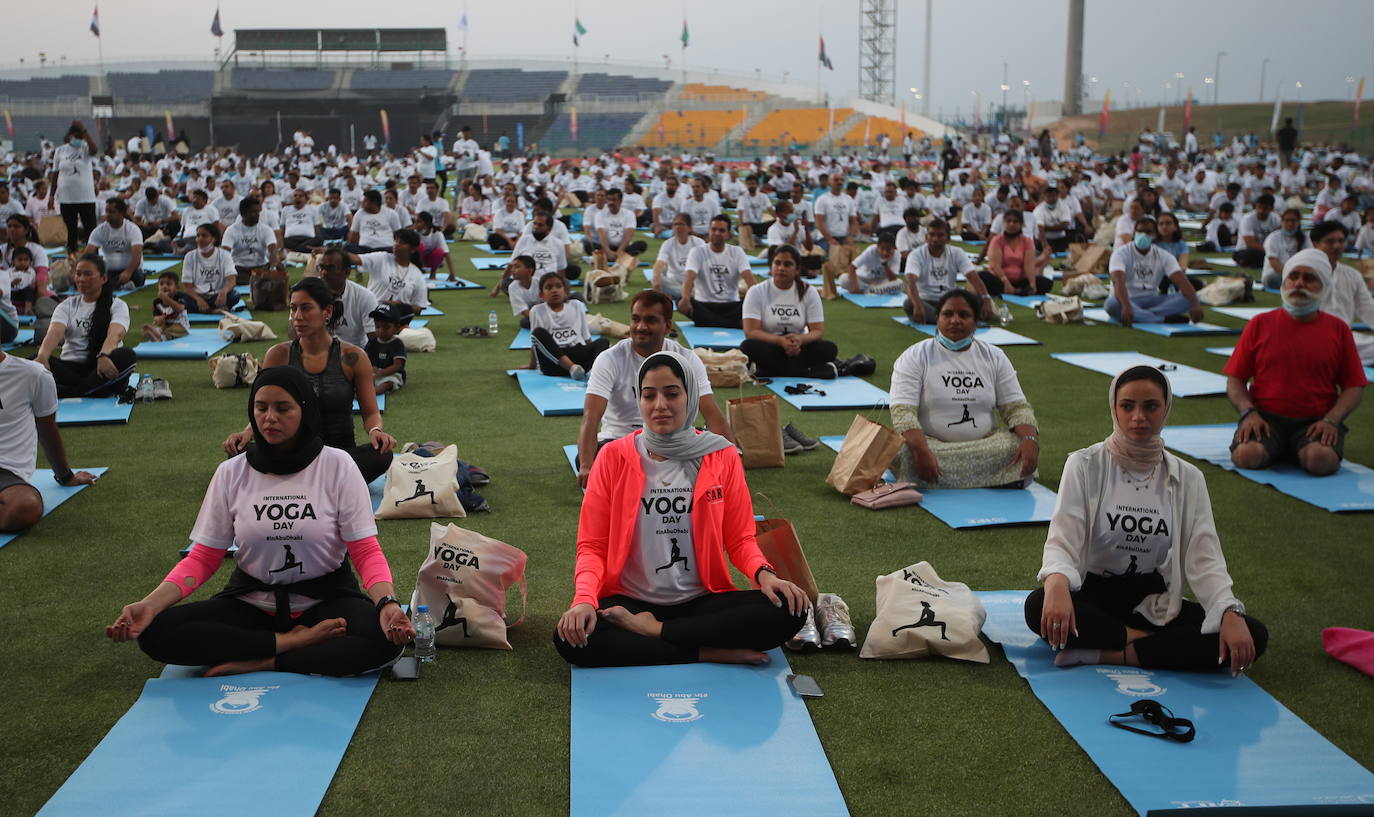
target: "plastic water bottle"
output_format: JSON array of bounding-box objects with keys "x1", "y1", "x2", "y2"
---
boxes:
[
  {"x1": 413, "y1": 605, "x2": 436, "y2": 663},
  {"x1": 137, "y1": 376, "x2": 155, "y2": 403},
  {"x1": 996, "y1": 300, "x2": 1013, "y2": 325},
  {"x1": 487, "y1": 309, "x2": 499, "y2": 336}
]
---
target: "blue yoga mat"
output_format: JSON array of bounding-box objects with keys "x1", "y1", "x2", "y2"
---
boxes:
[
  {"x1": 977, "y1": 590, "x2": 1374, "y2": 816},
  {"x1": 892, "y1": 317, "x2": 1040, "y2": 346},
  {"x1": 420, "y1": 305, "x2": 444, "y2": 316},
  {"x1": 426, "y1": 276, "x2": 482, "y2": 290},
  {"x1": 0, "y1": 467, "x2": 107, "y2": 549},
  {"x1": 3, "y1": 328, "x2": 35, "y2": 351},
  {"x1": 507, "y1": 369, "x2": 586, "y2": 416},
  {"x1": 918, "y1": 482, "x2": 1057, "y2": 528},
  {"x1": 765, "y1": 377, "x2": 890, "y2": 411},
  {"x1": 571, "y1": 649, "x2": 850, "y2": 817},
  {"x1": 840, "y1": 291, "x2": 906, "y2": 308},
  {"x1": 351, "y1": 392, "x2": 385, "y2": 412},
  {"x1": 470, "y1": 257, "x2": 510, "y2": 271},
  {"x1": 36, "y1": 671, "x2": 378, "y2": 817},
  {"x1": 234, "y1": 284, "x2": 250, "y2": 296},
  {"x1": 1082, "y1": 308, "x2": 1239, "y2": 337},
  {"x1": 18, "y1": 314, "x2": 35, "y2": 325},
  {"x1": 1162, "y1": 424, "x2": 1374, "y2": 512},
  {"x1": 55, "y1": 394, "x2": 133, "y2": 426},
  {"x1": 1051, "y1": 352, "x2": 1227, "y2": 398},
  {"x1": 1002, "y1": 294, "x2": 1051, "y2": 308},
  {"x1": 368, "y1": 471, "x2": 386, "y2": 513},
  {"x1": 509, "y1": 328, "x2": 532, "y2": 350},
  {"x1": 563, "y1": 443, "x2": 579, "y2": 476},
  {"x1": 677, "y1": 322, "x2": 746, "y2": 350},
  {"x1": 186, "y1": 306, "x2": 251, "y2": 324},
  {"x1": 135, "y1": 328, "x2": 232, "y2": 360}
]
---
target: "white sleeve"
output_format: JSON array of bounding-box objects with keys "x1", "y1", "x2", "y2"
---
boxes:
[
  {"x1": 189, "y1": 461, "x2": 237, "y2": 549},
  {"x1": 888, "y1": 346, "x2": 925, "y2": 406},
  {"x1": 685, "y1": 245, "x2": 705, "y2": 274},
  {"x1": 1108, "y1": 245, "x2": 1128, "y2": 274},
  {"x1": 110, "y1": 298, "x2": 131, "y2": 330},
  {"x1": 1176, "y1": 464, "x2": 1238, "y2": 633},
  {"x1": 180, "y1": 252, "x2": 198, "y2": 283},
  {"x1": 358, "y1": 252, "x2": 385, "y2": 279},
  {"x1": 991, "y1": 347, "x2": 1027, "y2": 407},
  {"x1": 31, "y1": 366, "x2": 59, "y2": 418},
  {"x1": 690, "y1": 352, "x2": 714, "y2": 397},
  {"x1": 803, "y1": 285, "x2": 825, "y2": 326},
  {"x1": 954, "y1": 249, "x2": 975, "y2": 278},
  {"x1": 575, "y1": 301, "x2": 592, "y2": 343},
  {"x1": 741, "y1": 283, "x2": 765, "y2": 321},
  {"x1": 733, "y1": 247, "x2": 751, "y2": 275},
  {"x1": 1037, "y1": 451, "x2": 1091, "y2": 590},
  {"x1": 584, "y1": 348, "x2": 618, "y2": 399},
  {"x1": 1161, "y1": 249, "x2": 1181, "y2": 276}
]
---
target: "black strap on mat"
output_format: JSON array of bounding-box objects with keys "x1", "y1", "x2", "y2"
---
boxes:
[{"x1": 1108, "y1": 699, "x2": 1196, "y2": 744}]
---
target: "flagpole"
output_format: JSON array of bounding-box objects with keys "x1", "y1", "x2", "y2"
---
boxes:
[
  {"x1": 815, "y1": 8, "x2": 822, "y2": 105},
  {"x1": 681, "y1": 0, "x2": 687, "y2": 84},
  {"x1": 573, "y1": 1, "x2": 579, "y2": 76}
]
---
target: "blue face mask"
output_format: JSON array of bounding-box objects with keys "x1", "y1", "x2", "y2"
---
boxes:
[
  {"x1": 1133, "y1": 233, "x2": 1153, "y2": 252},
  {"x1": 782, "y1": 213, "x2": 794, "y2": 225},
  {"x1": 937, "y1": 331, "x2": 973, "y2": 351}
]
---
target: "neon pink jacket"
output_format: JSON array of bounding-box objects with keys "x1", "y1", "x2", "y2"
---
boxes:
[{"x1": 571, "y1": 431, "x2": 770, "y2": 608}]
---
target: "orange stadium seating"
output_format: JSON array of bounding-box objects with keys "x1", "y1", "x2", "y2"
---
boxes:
[
  {"x1": 836, "y1": 116, "x2": 924, "y2": 148},
  {"x1": 744, "y1": 108, "x2": 853, "y2": 149},
  {"x1": 640, "y1": 109, "x2": 748, "y2": 149}
]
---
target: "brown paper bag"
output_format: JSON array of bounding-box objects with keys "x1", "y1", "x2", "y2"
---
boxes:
[
  {"x1": 37, "y1": 215, "x2": 67, "y2": 247},
  {"x1": 411, "y1": 523, "x2": 528, "y2": 650},
  {"x1": 727, "y1": 393, "x2": 784, "y2": 469},
  {"x1": 1073, "y1": 245, "x2": 1108, "y2": 277},
  {"x1": 738, "y1": 223, "x2": 756, "y2": 252},
  {"x1": 826, "y1": 414, "x2": 903, "y2": 496},
  {"x1": 754, "y1": 518, "x2": 819, "y2": 604}
]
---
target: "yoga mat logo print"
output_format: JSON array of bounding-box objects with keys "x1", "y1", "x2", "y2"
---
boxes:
[
  {"x1": 1098, "y1": 668, "x2": 1166, "y2": 697},
  {"x1": 210, "y1": 684, "x2": 280, "y2": 715},
  {"x1": 648, "y1": 693, "x2": 708, "y2": 723}
]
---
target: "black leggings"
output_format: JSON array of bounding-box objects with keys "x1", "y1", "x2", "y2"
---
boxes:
[
  {"x1": 340, "y1": 441, "x2": 393, "y2": 485},
  {"x1": 977, "y1": 270, "x2": 1053, "y2": 297},
  {"x1": 488, "y1": 233, "x2": 513, "y2": 251},
  {"x1": 1, "y1": 318, "x2": 16, "y2": 344},
  {"x1": 138, "y1": 595, "x2": 402, "y2": 676},
  {"x1": 48, "y1": 347, "x2": 137, "y2": 398},
  {"x1": 1022, "y1": 574, "x2": 1269, "y2": 672},
  {"x1": 530, "y1": 328, "x2": 608, "y2": 376},
  {"x1": 689, "y1": 299, "x2": 743, "y2": 328},
  {"x1": 60, "y1": 201, "x2": 99, "y2": 252},
  {"x1": 554, "y1": 590, "x2": 805, "y2": 668},
  {"x1": 740, "y1": 337, "x2": 838, "y2": 378}
]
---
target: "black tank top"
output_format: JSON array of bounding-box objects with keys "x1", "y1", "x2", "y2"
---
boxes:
[{"x1": 289, "y1": 338, "x2": 356, "y2": 449}]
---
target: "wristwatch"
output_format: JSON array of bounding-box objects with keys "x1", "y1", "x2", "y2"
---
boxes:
[
  {"x1": 1224, "y1": 602, "x2": 1245, "y2": 618},
  {"x1": 1019, "y1": 434, "x2": 1039, "y2": 445},
  {"x1": 374, "y1": 595, "x2": 401, "y2": 613},
  {"x1": 53, "y1": 470, "x2": 75, "y2": 486}
]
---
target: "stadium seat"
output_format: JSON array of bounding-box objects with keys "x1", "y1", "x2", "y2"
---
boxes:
[
  {"x1": 462, "y1": 69, "x2": 566, "y2": 102},
  {"x1": 540, "y1": 112, "x2": 642, "y2": 153},
  {"x1": 109, "y1": 71, "x2": 214, "y2": 103},
  {"x1": 231, "y1": 69, "x2": 335, "y2": 91},
  {"x1": 640, "y1": 109, "x2": 747, "y2": 150},
  {"x1": 678, "y1": 83, "x2": 767, "y2": 103},
  {"x1": 0, "y1": 75, "x2": 90, "y2": 99},
  {"x1": 572, "y1": 73, "x2": 672, "y2": 98},
  {"x1": 837, "y1": 117, "x2": 922, "y2": 149},
  {"x1": 352, "y1": 70, "x2": 454, "y2": 90},
  {"x1": 745, "y1": 107, "x2": 853, "y2": 150}
]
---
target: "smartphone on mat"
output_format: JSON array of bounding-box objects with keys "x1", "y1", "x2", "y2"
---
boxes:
[
  {"x1": 390, "y1": 656, "x2": 420, "y2": 681},
  {"x1": 789, "y1": 674, "x2": 823, "y2": 698}
]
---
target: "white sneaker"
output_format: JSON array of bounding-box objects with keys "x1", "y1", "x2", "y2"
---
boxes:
[
  {"x1": 785, "y1": 608, "x2": 822, "y2": 651},
  {"x1": 815, "y1": 593, "x2": 855, "y2": 649}
]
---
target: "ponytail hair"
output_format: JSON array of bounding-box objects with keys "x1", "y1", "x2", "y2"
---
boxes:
[
  {"x1": 76, "y1": 254, "x2": 116, "y2": 364},
  {"x1": 290, "y1": 275, "x2": 342, "y2": 329}
]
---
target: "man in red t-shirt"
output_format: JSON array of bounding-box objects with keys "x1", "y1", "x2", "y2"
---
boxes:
[{"x1": 1225, "y1": 249, "x2": 1367, "y2": 475}]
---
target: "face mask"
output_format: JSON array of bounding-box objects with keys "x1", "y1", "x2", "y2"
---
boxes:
[
  {"x1": 199, "y1": 245, "x2": 214, "y2": 256},
  {"x1": 782, "y1": 213, "x2": 795, "y2": 225},
  {"x1": 1281, "y1": 285, "x2": 1321, "y2": 317},
  {"x1": 1133, "y1": 233, "x2": 1153, "y2": 252},
  {"x1": 936, "y1": 331, "x2": 973, "y2": 351},
  {"x1": 70, "y1": 137, "x2": 82, "y2": 147},
  {"x1": 1283, "y1": 226, "x2": 1299, "y2": 236}
]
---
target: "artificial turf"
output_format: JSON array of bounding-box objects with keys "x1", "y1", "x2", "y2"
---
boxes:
[{"x1": 2, "y1": 233, "x2": 1371, "y2": 817}]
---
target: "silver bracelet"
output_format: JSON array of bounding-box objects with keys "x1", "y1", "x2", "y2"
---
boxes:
[{"x1": 368, "y1": 425, "x2": 384, "y2": 435}]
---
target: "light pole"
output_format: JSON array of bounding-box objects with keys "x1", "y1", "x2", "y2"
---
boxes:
[
  {"x1": 1260, "y1": 58, "x2": 1269, "y2": 102},
  {"x1": 1347, "y1": 76, "x2": 1357, "y2": 100},
  {"x1": 1174, "y1": 72, "x2": 1184, "y2": 106},
  {"x1": 1213, "y1": 51, "x2": 1227, "y2": 105}
]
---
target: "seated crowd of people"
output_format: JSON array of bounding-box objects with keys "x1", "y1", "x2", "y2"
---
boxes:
[{"x1": 0, "y1": 117, "x2": 1368, "y2": 680}]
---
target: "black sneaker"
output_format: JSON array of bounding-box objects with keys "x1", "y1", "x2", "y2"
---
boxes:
[
  {"x1": 783, "y1": 422, "x2": 819, "y2": 451},
  {"x1": 838, "y1": 354, "x2": 877, "y2": 377},
  {"x1": 782, "y1": 431, "x2": 804, "y2": 455}
]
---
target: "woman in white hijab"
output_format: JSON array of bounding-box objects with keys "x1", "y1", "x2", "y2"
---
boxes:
[
  {"x1": 1024, "y1": 365, "x2": 1267, "y2": 675},
  {"x1": 555, "y1": 350, "x2": 808, "y2": 667}
]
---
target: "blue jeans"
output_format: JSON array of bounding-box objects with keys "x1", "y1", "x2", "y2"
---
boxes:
[{"x1": 1105, "y1": 292, "x2": 1190, "y2": 323}]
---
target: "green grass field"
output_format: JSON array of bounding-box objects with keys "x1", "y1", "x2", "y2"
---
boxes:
[{"x1": 2, "y1": 232, "x2": 1371, "y2": 817}]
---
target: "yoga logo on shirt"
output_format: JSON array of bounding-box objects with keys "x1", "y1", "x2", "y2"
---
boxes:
[
  {"x1": 211, "y1": 683, "x2": 279, "y2": 715},
  {"x1": 648, "y1": 693, "x2": 707, "y2": 723},
  {"x1": 1097, "y1": 668, "x2": 1166, "y2": 697}
]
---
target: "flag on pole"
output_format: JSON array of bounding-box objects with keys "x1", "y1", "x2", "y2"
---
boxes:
[
  {"x1": 3, "y1": 110, "x2": 13, "y2": 141},
  {"x1": 379, "y1": 109, "x2": 391, "y2": 147},
  {"x1": 164, "y1": 111, "x2": 175, "y2": 140},
  {"x1": 210, "y1": 8, "x2": 223, "y2": 37},
  {"x1": 1182, "y1": 88, "x2": 1192, "y2": 137},
  {"x1": 459, "y1": 13, "x2": 468, "y2": 33},
  {"x1": 482, "y1": 111, "x2": 488, "y2": 136},
  {"x1": 573, "y1": 18, "x2": 586, "y2": 46},
  {"x1": 90, "y1": 4, "x2": 100, "y2": 37},
  {"x1": 1355, "y1": 77, "x2": 1366, "y2": 132},
  {"x1": 680, "y1": 20, "x2": 689, "y2": 47},
  {"x1": 515, "y1": 121, "x2": 524, "y2": 151},
  {"x1": 1098, "y1": 90, "x2": 1111, "y2": 139},
  {"x1": 818, "y1": 36, "x2": 833, "y2": 70},
  {"x1": 863, "y1": 117, "x2": 871, "y2": 145},
  {"x1": 1025, "y1": 96, "x2": 1035, "y2": 138},
  {"x1": 899, "y1": 100, "x2": 906, "y2": 129},
  {"x1": 570, "y1": 107, "x2": 579, "y2": 141}
]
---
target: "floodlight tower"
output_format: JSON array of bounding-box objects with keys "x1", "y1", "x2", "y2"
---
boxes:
[
  {"x1": 1063, "y1": 0, "x2": 1085, "y2": 115},
  {"x1": 858, "y1": 0, "x2": 897, "y2": 106}
]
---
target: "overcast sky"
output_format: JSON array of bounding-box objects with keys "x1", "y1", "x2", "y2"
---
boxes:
[{"x1": 7, "y1": 0, "x2": 1372, "y2": 116}]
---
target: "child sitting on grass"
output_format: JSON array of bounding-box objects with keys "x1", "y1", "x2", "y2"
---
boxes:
[
  {"x1": 416, "y1": 211, "x2": 457, "y2": 281},
  {"x1": 366, "y1": 304, "x2": 408, "y2": 395},
  {"x1": 527, "y1": 272, "x2": 607, "y2": 380},
  {"x1": 7, "y1": 246, "x2": 37, "y2": 315},
  {"x1": 142, "y1": 271, "x2": 190, "y2": 341},
  {"x1": 493, "y1": 254, "x2": 541, "y2": 329}
]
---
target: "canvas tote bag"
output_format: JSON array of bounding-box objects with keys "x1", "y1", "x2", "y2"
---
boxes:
[
  {"x1": 727, "y1": 393, "x2": 785, "y2": 469},
  {"x1": 859, "y1": 561, "x2": 989, "y2": 663},
  {"x1": 411, "y1": 522, "x2": 528, "y2": 650},
  {"x1": 375, "y1": 445, "x2": 466, "y2": 520},
  {"x1": 826, "y1": 414, "x2": 903, "y2": 496}
]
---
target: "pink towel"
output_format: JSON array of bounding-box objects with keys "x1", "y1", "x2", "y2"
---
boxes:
[{"x1": 1323, "y1": 627, "x2": 1374, "y2": 678}]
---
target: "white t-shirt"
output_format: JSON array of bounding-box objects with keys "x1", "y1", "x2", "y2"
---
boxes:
[
  {"x1": 742, "y1": 279, "x2": 823, "y2": 336},
  {"x1": 512, "y1": 232, "x2": 568, "y2": 277},
  {"x1": 850, "y1": 245, "x2": 901, "y2": 286},
  {"x1": 529, "y1": 299, "x2": 591, "y2": 347},
  {"x1": 507, "y1": 277, "x2": 541, "y2": 317},
  {"x1": 596, "y1": 207, "x2": 637, "y2": 247},
  {"x1": 895, "y1": 225, "x2": 925, "y2": 255},
  {"x1": 52, "y1": 295, "x2": 130, "y2": 361},
  {"x1": 88, "y1": 220, "x2": 143, "y2": 271},
  {"x1": 491, "y1": 205, "x2": 526, "y2": 236},
  {"x1": 1109, "y1": 244, "x2": 1181, "y2": 297},
  {"x1": 1239, "y1": 211, "x2": 1281, "y2": 247},
  {"x1": 1262, "y1": 230, "x2": 1311, "y2": 271},
  {"x1": 53, "y1": 142, "x2": 96, "y2": 203},
  {"x1": 281, "y1": 204, "x2": 320, "y2": 239},
  {"x1": 618, "y1": 435, "x2": 707, "y2": 605},
  {"x1": 737, "y1": 192, "x2": 771, "y2": 224},
  {"x1": 1033, "y1": 200, "x2": 1074, "y2": 239},
  {"x1": 318, "y1": 202, "x2": 351, "y2": 231},
  {"x1": 1085, "y1": 462, "x2": 1173, "y2": 578},
  {"x1": 686, "y1": 244, "x2": 752, "y2": 304},
  {"x1": 652, "y1": 190, "x2": 685, "y2": 224},
  {"x1": 211, "y1": 195, "x2": 243, "y2": 225},
  {"x1": 904, "y1": 245, "x2": 976, "y2": 302},
  {"x1": 352, "y1": 208, "x2": 400, "y2": 248},
  {"x1": 180, "y1": 205, "x2": 218, "y2": 238},
  {"x1": 681, "y1": 196, "x2": 720, "y2": 236},
  {"x1": 333, "y1": 280, "x2": 377, "y2": 348},
  {"x1": 360, "y1": 252, "x2": 428, "y2": 309},
  {"x1": 181, "y1": 247, "x2": 237, "y2": 295},
  {"x1": 960, "y1": 203, "x2": 992, "y2": 233},
  {"x1": 655, "y1": 234, "x2": 705, "y2": 292},
  {"x1": 189, "y1": 448, "x2": 377, "y2": 614},
  {"x1": 222, "y1": 221, "x2": 276, "y2": 268},
  {"x1": 890, "y1": 338, "x2": 1026, "y2": 443},
  {"x1": 814, "y1": 192, "x2": 856, "y2": 239},
  {"x1": 586, "y1": 338, "x2": 712, "y2": 442},
  {"x1": 0, "y1": 354, "x2": 59, "y2": 481}
]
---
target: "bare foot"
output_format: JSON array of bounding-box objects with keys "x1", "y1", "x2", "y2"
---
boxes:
[
  {"x1": 599, "y1": 606, "x2": 663, "y2": 638},
  {"x1": 277, "y1": 618, "x2": 348, "y2": 653},
  {"x1": 699, "y1": 647, "x2": 770, "y2": 666},
  {"x1": 205, "y1": 657, "x2": 274, "y2": 677}
]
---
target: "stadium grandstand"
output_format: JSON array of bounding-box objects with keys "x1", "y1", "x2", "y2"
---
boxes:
[{"x1": 0, "y1": 27, "x2": 943, "y2": 157}]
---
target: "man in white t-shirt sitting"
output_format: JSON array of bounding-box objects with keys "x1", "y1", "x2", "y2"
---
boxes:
[
  {"x1": 651, "y1": 213, "x2": 706, "y2": 300},
  {"x1": 341, "y1": 228, "x2": 429, "y2": 316},
  {"x1": 1234, "y1": 193, "x2": 1280, "y2": 268},
  {"x1": 221, "y1": 198, "x2": 281, "y2": 279},
  {"x1": 575, "y1": 289, "x2": 732, "y2": 489},
  {"x1": 348, "y1": 190, "x2": 401, "y2": 254},
  {"x1": 280, "y1": 188, "x2": 322, "y2": 253},
  {"x1": 903, "y1": 219, "x2": 990, "y2": 323},
  {"x1": 1106, "y1": 216, "x2": 1203, "y2": 326},
  {"x1": 842, "y1": 233, "x2": 903, "y2": 294},
  {"x1": 682, "y1": 214, "x2": 756, "y2": 328},
  {"x1": 590, "y1": 189, "x2": 647, "y2": 266},
  {"x1": 0, "y1": 347, "x2": 96, "y2": 532},
  {"x1": 81, "y1": 198, "x2": 145, "y2": 288}
]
